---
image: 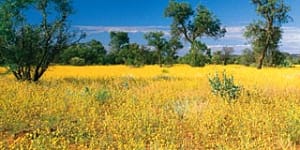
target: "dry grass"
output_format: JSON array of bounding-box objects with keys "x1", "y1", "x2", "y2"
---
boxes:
[{"x1": 1, "y1": 65, "x2": 300, "y2": 149}]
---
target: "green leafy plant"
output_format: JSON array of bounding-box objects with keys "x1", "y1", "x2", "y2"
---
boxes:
[
  {"x1": 208, "y1": 71, "x2": 242, "y2": 102},
  {"x1": 95, "y1": 89, "x2": 111, "y2": 104},
  {"x1": 69, "y1": 57, "x2": 85, "y2": 66}
]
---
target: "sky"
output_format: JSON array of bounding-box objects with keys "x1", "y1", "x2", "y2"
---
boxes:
[{"x1": 69, "y1": 0, "x2": 300, "y2": 54}]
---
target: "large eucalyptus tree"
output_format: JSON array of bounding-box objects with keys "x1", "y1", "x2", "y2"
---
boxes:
[
  {"x1": 165, "y1": 0, "x2": 226, "y2": 66},
  {"x1": 244, "y1": 0, "x2": 291, "y2": 69},
  {"x1": 0, "y1": 0, "x2": 82, "y2": 81}
]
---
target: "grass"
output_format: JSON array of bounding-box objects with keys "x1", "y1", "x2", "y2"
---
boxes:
[{"x1": 1, "y1": 65, "x2": 300, "y2": 149}]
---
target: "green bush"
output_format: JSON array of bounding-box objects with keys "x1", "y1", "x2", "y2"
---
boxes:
[
  {"x1": 69, "y1": 57, "x2": 85, "y2": 66},
  {"x1": 280, "y1": 59, "x2": 293, "y2": 68},
  {"x1": 179, "y1": 53, "x2": 208, "y2": 67},
  {"x1": 95, "y1": 89, "x2": 111, "y2": 104},
  {"x1": 208, "y1": 71, "x2": 242, "y2": 102}
]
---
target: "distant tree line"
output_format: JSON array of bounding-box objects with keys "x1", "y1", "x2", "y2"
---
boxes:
[
  {"x1": 50, "y1": 33, "x2": 299, "y2": 68},
  {"x1": 0, "y1": 0, "x2": 299, "y2": 82},
  {"x1": 53, "y1": 31, "x2": 183, "y2": 67}
]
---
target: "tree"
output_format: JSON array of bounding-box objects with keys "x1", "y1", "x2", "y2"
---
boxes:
[
  {"x1": 211, "y1": 51, "x2": 223, "y2": 65},
  {"x1": 244, "y1": 0, "x2": 291, "y2": 69},
  {"x1": 59, "y1": 40, "x2": 106, "y2": 65},
  {"x1": 0, "y1": 58, "x2": 3, "y2": 66},
  {"x1": 270, "y1": 50, "x2": 292, "y2": 67},
  {"x1": 165, "y1": 36, "x2": 183, "y2": 66},
  {"x1": 141, "y1": 46, "x2": 157, "y2": 65},
  {"x1": 0, "y1": 0, "x2": 82, "y2": 81},
  {"x1": 211, "y1": 47, "x2": 234, "y2": 65},
  {"x1": 165, "y1": 0, "x2": 226, "y2": 66},
  {"x1": 0, "y1": 50, "x2": 4, "y2": 65},
  {"x1": 82, "y1": 40, "x2": 106, "y2": 65},
  {"x1": 118, "y1": 43, "x2": 147, "y2": 67},
  {"x1": 144, "y1": 32, "x2": 168, "y2": 67},
  {"x1": 239, "y1": 48, "x2": 256, "y2": 66},
  {"x1": 108, "y1": 31, "x2": 130, "y2": 64},
  {"x1": 109, "y1": 31, "x2": 130, "y2": 52},
  {"x1": 222, "y1": 47, "x2": 234, "y2": 65}
]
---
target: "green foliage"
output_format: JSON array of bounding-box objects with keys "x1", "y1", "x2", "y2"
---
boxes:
[
  {"x1": 269, "y1": 50, "x2": 294, "y2": 67},
  {"x1": 144, "y1": 32, "x2": 182, "y2": 67},
  {"x1": 245, "y1": 0, "x2": 291, "y2": 69},
  {"x1": 109, "y1": 31, "x2": 130, "y2": 53},
  {"x1": 144, "y1": 32, "x2": 168, "y2": 67},
  {"x1": 59, "y1": 40, "x2": 106, "y2": 65},
  {"x1": 165, "y1": 0, "x2": 226, "y2": 67},
  {"x1": 211, "y1": 47, "x2": 234, "y2": 65},
  {"x1": 208, "y1": 71, "x2": 242, "y2": 102},
  {"x1": 0, "y1": 0, "x2": 81, "y2": 81},
  {"x1": 0, "y1": 52, "x2": 4, "y2": 65},
  {"x1": 108, "y1": 32, "x2": 130, "y2": 64},
  {"x1": 189, "y1": 53, "x2": 207, "y2": 67},
  {"x1": 211, "y1": 51, "x2": 223, "y2": 65},
  {"x1": 180, "y1": 44, "x2": 209, "y2": 67},
  {"x1": 239, "y1": 48, "x2": 256, "y2": 66},
  {"x1": 69, "y1": 57, "x2": 85, "y2": 66},
  {"x1": 136, "y1": 46, "x2": 156, "y2": 65},
  {"x1": 95, "y1": 89, "x2": 111, "y2": 104},
  {"x1": 164, "y1": 37, "x2": 183, "y2": 66},
  {"x1": 280, "y1": 59, "x2": 293, "y2": 68},
  {"x1": 118, "y1": 43, "x2": 146, "y2": 67}
]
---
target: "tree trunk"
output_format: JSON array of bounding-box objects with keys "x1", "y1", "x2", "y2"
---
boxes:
[
  {"x1": 257, "y1": 55, "x2": 264, "y2": 69},
  {"x1": 223, "y1": 59, "x2": 227, "y2": 66},
  {"x1": 190, "y1": 43, "x2": 197, "y2": 66},
  {"x1": 257, "y1": 46, "x2": 267, "y2": 69},
  {"x1": 158, "y1": 50, "x2": 162, "y2": 67}
]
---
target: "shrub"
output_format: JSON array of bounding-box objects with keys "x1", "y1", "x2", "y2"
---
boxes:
[
  {"x1": 208, "y1": 71, "x2": 242, "y2": 102},
  {"x1": 95, "y1": 89, "x2": 111, "y2": 104},
  {"x1": 69, "y1": 57, "x2": 85, "y2": 66},
  {"x1": 280, "y1": 59, "x2": 293, "y2": 68}
]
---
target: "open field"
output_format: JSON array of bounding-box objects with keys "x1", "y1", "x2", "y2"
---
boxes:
[{"x1": 1, "y1": 65, "x2": 300, "y2": 149}]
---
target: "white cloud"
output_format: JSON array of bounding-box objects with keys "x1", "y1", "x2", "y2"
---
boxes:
[
  {"x1": 74, "y1": 25, "x2": 170, "y2": 35},
  {"x1": 280, "y1": 27, "x2": 300, "y2": 53},
  {"x1": 224, "y1": 26, "x2": 245, "y2": 39},
  {"x1": 281, "y1": 27, "x2": 300, "y2": 53}
]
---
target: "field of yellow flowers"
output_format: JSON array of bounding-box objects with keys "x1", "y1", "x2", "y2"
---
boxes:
[{"x1": 1, "y1": 65, "x2": 300, "y2": 149}]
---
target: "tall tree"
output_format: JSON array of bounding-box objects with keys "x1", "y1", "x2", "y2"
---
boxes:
[
  {"x1": 239, "y1": 48, "x2": 256, "y2": 66},
  {"x1": 109, "y1": 31, "x2": 130, "y2": 53},
  {"x1": 165, "y1": 0, "x2": 226, "y2": 66},
  {"x1": 211, "y1": 47, "x2": 234, "y2": 65},
  {"x1": 0, "y1": 0, "x2": 82, "y2": 81},
  {"x1": 59, "y1": 40, "x2": 106, "y2": 65},
  {"x1": 84, "y1": 40, "x2": 107, "y2": 64},
  {"x1": 108, "y1": 31, "x2": 130, "y2": 64},
  {"x1": 165, "y1": 36, "x2": 183, "y2": 66},
  {"x1": 222, "y1": 47, "x2": 234, "y2": 65},
  {"x1": 118, "y1": 43, "x2": 146, "y2": 67},
  {"x1": 244, "y1": 0, "x2": 291, "y2": 69},
  {"x1": 144, "y1": 31, "x2": 168, "y2": 67}
]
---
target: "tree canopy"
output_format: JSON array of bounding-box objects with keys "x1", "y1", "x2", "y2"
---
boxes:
[
  {"x1": 144, "y1": 32, "x2": 168, "y2": 67},
  {"x1": 165, "y1": 0, "x2": 226, "y2": 66},
  {"x1": 59, "y1": 40, "x2": 106, "y2": 65},
  {"x1": 0, "y1": 0, "x2": 82, "y2": 81},
  {"x1": 244, "y1": 0, "x2": 291, "y2": 69}
]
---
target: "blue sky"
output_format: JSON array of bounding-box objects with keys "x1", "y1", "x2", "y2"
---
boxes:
[{"x1": 70, "y1": 0, "x2": 300, "y2": 54}]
